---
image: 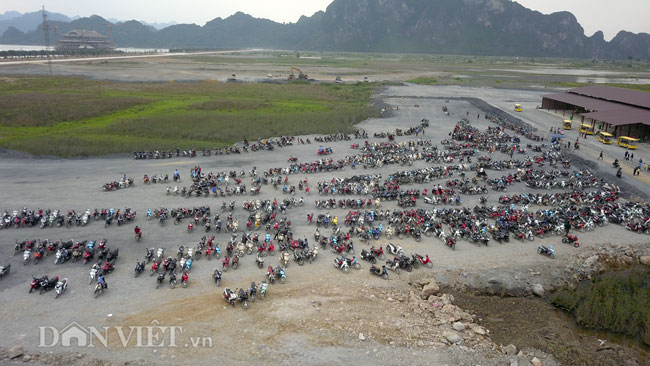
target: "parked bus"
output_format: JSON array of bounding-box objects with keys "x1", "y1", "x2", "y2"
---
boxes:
[
  {"x1": 597, "y1": 132, "x2": 613, "y2": 145},
  {"x1": 578, "y1": 123, "x2": 594, "y2": 135},
  {"x1": 617, "y1": 136, "x2": 639, "y2": 150}
]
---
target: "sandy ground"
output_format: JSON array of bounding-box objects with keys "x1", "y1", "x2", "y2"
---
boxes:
[
  {"x1": 2, "y1": 52, "x2": 649, "y2": 87},
  {"x1": 0, "y1": 83, "x2": 647, "y2": 365}
]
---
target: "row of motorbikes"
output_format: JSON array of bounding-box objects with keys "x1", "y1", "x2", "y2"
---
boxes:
[
  {"x1": 102, "y1": 177, "x2": 134, "y2": 191},
  {"x1": 29, "y1": 275, "x2": 68, "y2": 298},
  {"x1": 222, "y1": 281, "x2": 268, "y2": 309}
]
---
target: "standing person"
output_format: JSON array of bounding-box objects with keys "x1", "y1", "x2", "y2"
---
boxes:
[
  {"x1": 564, "y1": 219, "x2": 571, "y2": 236},
  {"x1": 598, "y1": 151, "x2": 603, "y2": 160}
]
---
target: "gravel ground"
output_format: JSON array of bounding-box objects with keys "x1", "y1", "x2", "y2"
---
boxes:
[{"x1": 0, "y1": 84, "x2": 646, "y2": 365}]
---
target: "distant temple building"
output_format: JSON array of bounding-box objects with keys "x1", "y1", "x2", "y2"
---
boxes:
[{"x1": 56, "y1": 30, "x2": 114, "y2": 51}]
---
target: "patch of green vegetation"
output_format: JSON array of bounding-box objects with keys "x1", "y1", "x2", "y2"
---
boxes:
[
  {"x1": 0, "y1": 92, "x2": 149, "y2": 127},
  {"x1": 552, "y1": 267, "x2": 650, "y2": 347},
  {"x1": 0, "y1": 76, "x2": 378, "y2": 157},
  {"x1": 189, "y1": 98, "x2": 270, "y2": 111},
  {"x1": 407, "y1": 77, "x2": 438, "y2": 85}
]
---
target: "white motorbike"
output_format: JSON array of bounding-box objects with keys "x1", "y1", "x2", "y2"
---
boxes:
[
  {"x1": 55, "y1": 278, "x2": 68, "y2": 298},
  {"x1": 385, "y1": 243, "x2": 404, "y2": 256},
  {"x1": 89, "y1": 264, "x2": 99, "y2": 284}
]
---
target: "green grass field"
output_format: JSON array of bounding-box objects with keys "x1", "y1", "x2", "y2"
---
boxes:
[{"x1": 0, "y1": 77, "x2": 378, "y2": 156}]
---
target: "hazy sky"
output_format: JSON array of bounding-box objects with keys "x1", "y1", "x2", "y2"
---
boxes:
[{"x1": 1, "y1": 0, "x2": 648, "y2": 40}]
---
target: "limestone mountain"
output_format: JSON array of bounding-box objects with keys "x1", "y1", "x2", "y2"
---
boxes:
[{"x1": 2, "y1": 0, "x2": 649, "y2": 59}]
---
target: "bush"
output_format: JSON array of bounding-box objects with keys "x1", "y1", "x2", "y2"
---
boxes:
[{"x1": 552, "y1": 267, "x2": 650, "y2": 346}]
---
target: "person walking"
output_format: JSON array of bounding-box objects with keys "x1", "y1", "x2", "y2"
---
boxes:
[
  {"x1": 631, "y1": 153, "x2": 634, "y2": 161},
  {"x1": 598, "y1": 151, "x2": 603, "y2": 160},
  {"x1": 625, "y1": 151, "x2": 629, "y2": 160}
]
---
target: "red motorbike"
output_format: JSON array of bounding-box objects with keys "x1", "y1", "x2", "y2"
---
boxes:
[
  {"x1": 257, "y1": 243, "x2": 267, "y2": 256},
  {"x1": 626, "y1": 222, "x2": 644, "y2": 233},
  {"x1": 415, "y1": 253, "x2": 433, "y2": 268},
  {"x1": 83, "y1": 249, "x2": 94, "y2": 264},
  {"x1": 29, "y1": 276, "x2": 46, "y2": 293},
  {"x1": 445, "y1": 237, "x2": 456, "y2": 250},
  {"x1": 370, "y1": 246, "x2": 385, "y2": 260},
  {"x1": 222, "y1": 257, "x2": 230, "y2": 272},
  {"x1": 164, "y1": 256, "x2": 177, "y2": 271},
  {"x1": 102, "y1": 261, "x2": 114, "y2": 274},
  {"x1": 46, "y1": 241, "x2": 58, "y2": 256},
  {"x1": 561, "y1": 234, "x2": 580, "y2": 247},
  {"x1": 33, "y1": 249, "x2": 43, "y2": 265},
  {"x1": 150, "y1": 261, "x2": 159, "y2": 276},
  {"x1": 290, "y1": 240, "x2": 301, "y2": 250}
]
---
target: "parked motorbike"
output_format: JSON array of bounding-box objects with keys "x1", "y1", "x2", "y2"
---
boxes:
[
  {"x1": 369, "y1": 265, "x2": 389, "y2": 280},
  {"x1": 537, "y1": 245, "x2": 555, "y2": 259},
  {"x1": 561, "y1": 234, "x2": 580, "y2": 247},
  {"x1": 54, "y1": 278, "x2": 68, "y2": 299}
]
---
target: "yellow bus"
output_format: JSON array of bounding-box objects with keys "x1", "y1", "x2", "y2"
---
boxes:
[
  {"x1": 514, "y1": 104, "x2": 523, "y2": 112},
  {"x1": 597, "y1": 131, "x2": 613, "y2": 144},
  {"x1": 578, "y1": 123, "x2": 594, "y2": 135},
  {"x1": 562, "y1": 120, "x2": 572, "y2": 130},
  {"x1": 617, "y1": 136, "x2": 639, "y2": 150}
]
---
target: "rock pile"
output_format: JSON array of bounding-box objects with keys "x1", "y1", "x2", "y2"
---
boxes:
[
  {"x1": 568, "y1": 243, "x2": 650, "y2": 281},
  {"x1": 408, "y1": 278, "x2": 492, "y2": 348}
]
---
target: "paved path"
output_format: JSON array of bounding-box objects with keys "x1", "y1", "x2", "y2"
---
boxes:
[{"x1": 0, "y1": 49, "x2": 262, "y2": 67}]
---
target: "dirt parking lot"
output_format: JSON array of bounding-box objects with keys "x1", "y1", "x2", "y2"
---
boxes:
[{"x1": 0, "y1": 83, "x2": 647, "y2": 365}]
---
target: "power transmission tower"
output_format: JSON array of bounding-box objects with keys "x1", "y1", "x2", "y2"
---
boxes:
[
  {"x1": 107, "y1": 23, "x2": 114, "y2": 49},
  {"x1": 41, "y1": 6, "x2": 53, "y2": 75}
]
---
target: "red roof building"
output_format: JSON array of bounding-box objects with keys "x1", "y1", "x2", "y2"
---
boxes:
[{"x1": 542, "y1": 85, "x2": 650, "y2": 141}]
